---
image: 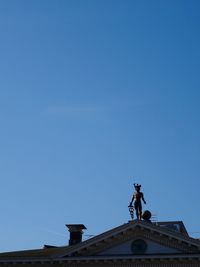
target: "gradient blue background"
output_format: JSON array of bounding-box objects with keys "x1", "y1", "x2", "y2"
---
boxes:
[{"x1": 0, "y1": 0, "x2": 200, "y2": 252}]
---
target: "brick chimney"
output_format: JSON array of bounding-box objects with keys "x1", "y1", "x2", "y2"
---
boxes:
[{"x1": 66, "y1": 224, "x2": 87, "y2": 246}]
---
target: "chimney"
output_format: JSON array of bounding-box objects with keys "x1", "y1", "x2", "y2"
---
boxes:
[{"x1": 66, "y1": 224, "x2": 87, "y2": 246}]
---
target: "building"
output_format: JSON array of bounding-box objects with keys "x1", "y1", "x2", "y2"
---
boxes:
[{"x1": 0, "y1": 219, "x2": 200, "y2": 267}]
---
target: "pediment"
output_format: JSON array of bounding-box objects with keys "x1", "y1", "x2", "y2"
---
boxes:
[
  {"x1": 97, "y1": 238, "x2": 180, "y2": 256},
  {"x1": 52, "y1": 220, "x2": 200, "y2": 258}
]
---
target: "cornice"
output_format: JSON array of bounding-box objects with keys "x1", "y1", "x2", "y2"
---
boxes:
[{"x1": 0, "y1": 254, "x2": 200, "y2": 266}]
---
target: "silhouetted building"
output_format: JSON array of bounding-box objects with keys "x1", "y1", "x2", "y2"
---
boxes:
[{"x1": 0, "y1": 220, "x2": 200, "y2": 266}]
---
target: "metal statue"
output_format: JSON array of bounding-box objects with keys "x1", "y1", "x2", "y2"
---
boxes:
[{"x1": 129, "y1": 183, "x2": 146, "y2": 220}]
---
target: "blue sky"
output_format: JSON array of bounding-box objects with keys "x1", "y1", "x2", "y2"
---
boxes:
[{"x1": 0, "y1": 0, "x2": 200, "y2": 252}]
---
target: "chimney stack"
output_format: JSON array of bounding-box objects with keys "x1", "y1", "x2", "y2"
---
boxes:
[{"x1": 66, "y1": 224, "x2": 87, "y2": 246}]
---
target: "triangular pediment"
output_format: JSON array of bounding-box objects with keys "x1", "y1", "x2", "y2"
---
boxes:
[
  {"x1": 97, "y1": 238, "x2": 180, "y2": 255},
  {"x1": 51, "y1": 220, "x2": 200, "y2": 259}
]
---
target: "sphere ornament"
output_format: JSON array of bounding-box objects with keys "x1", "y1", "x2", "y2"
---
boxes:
[{"x1": 142, "y1": 210, "x2": 152, "y2": 221}]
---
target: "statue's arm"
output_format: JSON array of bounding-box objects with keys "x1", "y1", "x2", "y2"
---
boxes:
[{"x1": 141, "y1": 193, "x2": 146, "y2": 204}]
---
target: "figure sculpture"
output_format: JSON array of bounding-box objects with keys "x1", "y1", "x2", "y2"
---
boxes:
[{"x1": 129, "y1": 183, "x2": 146, "y2": 220}]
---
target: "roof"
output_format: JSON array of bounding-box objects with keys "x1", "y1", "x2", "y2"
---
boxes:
[{"x1": 0, "y1": 220, "x2": 200, "y2": 265}]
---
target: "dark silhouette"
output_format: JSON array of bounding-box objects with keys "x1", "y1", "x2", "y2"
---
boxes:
[{"x1": 129, "y1": 183, "x2": 146, "y2": 220}]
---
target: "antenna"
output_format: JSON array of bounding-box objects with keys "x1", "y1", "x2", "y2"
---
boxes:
[
  {"x1": 83, "y1": 234, "x2": 95, "y2": 240},
  {"x1": 151, "y1": 213, "x2": 158, "y2": 223}
]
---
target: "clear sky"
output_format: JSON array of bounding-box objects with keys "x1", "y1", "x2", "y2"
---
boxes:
[{"x1": 0, "y1": 0, "x2": 200, "y2": 252}]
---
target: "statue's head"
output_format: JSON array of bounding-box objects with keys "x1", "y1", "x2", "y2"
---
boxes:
[{"x1": 134, "y1": 183, "x2": 141, "y2": 192}]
